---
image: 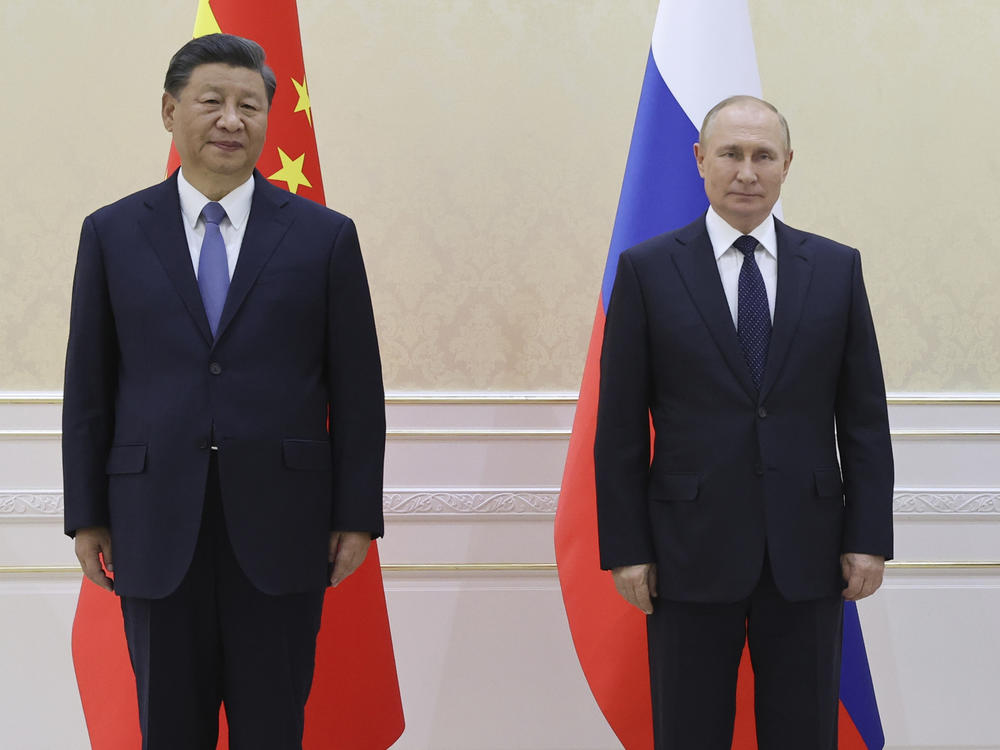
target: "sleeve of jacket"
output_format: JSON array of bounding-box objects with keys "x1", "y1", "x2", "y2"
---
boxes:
[
  {"x1": 834, "y1": 248, "x2": 894, "y2": 559},
  {"x1": 326, "y1": 217, "x2": 386, "y2": 537},
  {"x1": 62, "y1": 215, "x2": 119, "y2": 537},
  {"x1": 594, "y1": 251, "x2": 655, "y2": 570}
]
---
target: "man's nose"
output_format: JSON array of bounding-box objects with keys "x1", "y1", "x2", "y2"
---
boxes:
[
  {"x1": 736, "y1": 158, "x2": 756, "y2": 182},
  {"x1": 217, "y1": 104, "x2": 243, "y2": 131}
]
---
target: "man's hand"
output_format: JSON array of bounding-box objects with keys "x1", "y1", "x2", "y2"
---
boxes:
[
  {"x1": 75, "y1": 526, "x2": 114, "y2": 592},
  {"x1": 612, "y1": 563, "x2": 658, "y2": 614},
  {"x1": 329, "y1": 531, "x2": 371, "y2": 587},
  {"x1": 841, "y1": 552, "x2": 885, "y2": 601}
]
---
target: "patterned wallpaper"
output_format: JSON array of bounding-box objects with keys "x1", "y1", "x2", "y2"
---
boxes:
[{"x1": 1, "y1": 1, "x2": 996, "y2": 392}]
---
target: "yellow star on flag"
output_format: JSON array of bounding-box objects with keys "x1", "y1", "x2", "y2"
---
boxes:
[
  {"x1": 268, "y1": 148, "x2": 313, "y2": 194},
  {"x1": 193, "y1": 0, "x2": 222, "y2": 36},
  {"x1": 292, "y1": 75, "x2": 313, "y2": 127}
]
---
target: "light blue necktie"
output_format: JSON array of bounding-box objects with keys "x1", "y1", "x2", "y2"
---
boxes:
[
  {"x1": 734, "y1": 234, "x2": 771, "y2": 389},
  {"x1": 198, "y1": 202, "x2": 230, "y2": 337}
]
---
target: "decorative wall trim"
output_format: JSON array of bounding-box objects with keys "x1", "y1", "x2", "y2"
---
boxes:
[
  {"x1": 4, "y1": 428, "x2": 998, "y2": 440},
  {"x1": 2, "y1": 391, "x2": 1000, "y2": 406},
  {"x1": 0, "y1": 492, "x2": 63, "y2": 517},
  {"x1": 4, "y1": 562, "x2": 1000, "y2": 576},
  {"x1": 6, "y1": 489, "x2": 1000, "y2": 520},
  {"x1": 893, "y1": 490, "x2": 1000, "y2": 515},
  {"x1": 384, "y1": 490, "x2": 559, "y2": 515},
  {"x1": 387, "y1": 429, "x2": 570, "y2": 439},
  {"x1": 0, "y1": 490, "x2": 560, "y2": 519}
]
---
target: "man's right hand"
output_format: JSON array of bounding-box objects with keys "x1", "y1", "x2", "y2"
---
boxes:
[
  {"x1": 74, "y1": 526, "x2": 114, "y2": 592},
  {"x1": 612, "y1": 563, "x2": 658, "y2": 614}
]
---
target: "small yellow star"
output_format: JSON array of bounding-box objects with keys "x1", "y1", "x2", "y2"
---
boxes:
[
  {"x1": 268, "y1": 148, "x2": 313, "y2": 194},
  {"x1": 292, "y1": 75, "x2": 312, "y2": 127}
]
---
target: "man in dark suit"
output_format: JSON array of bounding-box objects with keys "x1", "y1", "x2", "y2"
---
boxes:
[
  {"x1": 594, "y1": 95, "x2": 893, "y2": 749},
  {"x1": 62, "y1": 34, "x2": 384, "y2": 748}
]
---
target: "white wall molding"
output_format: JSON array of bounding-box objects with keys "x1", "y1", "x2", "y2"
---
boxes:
[
  {"x1": 384, "y1": 490, "x2": 559, "y2": 516},
  {"x1": 2, "y1": 389, "x2": 1000, "y2": 750},
  {"x1": 0, "y1": 490, "x2": 563, "y2": 520},
  {"x1": 893, "y1": 490, "x2": 1000, "y2": 516},
  {"x1": 3, "y1": 390, "x2": 1000, "y2": 404},
  {"x1": 7, "y1": 489, "x2": 1000, "y2": 520},
  {"x1": 0, "y1": 491, "x2": 63, "y2": 518}
]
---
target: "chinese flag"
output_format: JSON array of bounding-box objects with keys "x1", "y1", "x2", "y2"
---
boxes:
[{"x1": 71, "y1": 2, "x2": 404, "y2": 748}]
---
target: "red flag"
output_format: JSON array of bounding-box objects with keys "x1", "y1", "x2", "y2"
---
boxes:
[{"x1": 71, "y1": 2, "x2": 404, "y2": 747}]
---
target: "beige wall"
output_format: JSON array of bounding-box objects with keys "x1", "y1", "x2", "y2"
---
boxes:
[{"x1": 1, "y1": 0, "x2": 996, "y2": 392}]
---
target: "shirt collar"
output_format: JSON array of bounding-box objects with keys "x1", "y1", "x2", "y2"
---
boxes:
[
  {"x1": 705, "y1": 206, "x2": 777, "y2": 261},
  {"x1": 177, "y1": 169, "x2": 255, "y2": 231}
]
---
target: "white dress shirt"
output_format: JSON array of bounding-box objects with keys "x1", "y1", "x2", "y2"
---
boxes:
[
  {"x1": 177, "y1": 169, "x2": 255, "y2": 281},
  {"x1": 704, "y1": 206, "x2": 778, "y2": 326}
]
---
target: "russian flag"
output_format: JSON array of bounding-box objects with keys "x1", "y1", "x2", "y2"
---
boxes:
[{"x1": 553, "y1": 1, "x2": 885, "y2": 747}]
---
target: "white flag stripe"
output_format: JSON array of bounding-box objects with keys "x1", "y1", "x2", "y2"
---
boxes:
[{"x1": 651, "y1": 0, "x2": 763, "y2": 132}]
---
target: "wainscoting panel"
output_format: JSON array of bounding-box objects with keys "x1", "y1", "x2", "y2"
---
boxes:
[{"x1": 1, "y1": 393, "x2": 998, "y2": 749}]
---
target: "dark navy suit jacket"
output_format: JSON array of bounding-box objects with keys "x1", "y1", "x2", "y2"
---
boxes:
[
  {"x1": 594, "y1": 214, "x2": 893, "y2": 603},
  {"x1": 63, "y1": 170, "x2": 385, "y2": 599}
]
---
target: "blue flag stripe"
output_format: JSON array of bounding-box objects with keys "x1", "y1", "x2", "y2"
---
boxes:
[
  {"x1": 601, "y1": 50, "x2": 708, "y2": 312},
  {"x1": 841, "y1": 601, "x2": 886, "y2": 747}
]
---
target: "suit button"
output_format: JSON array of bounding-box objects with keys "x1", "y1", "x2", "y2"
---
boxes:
[
  {"x1": 757, "y1": 406, "x2": 768, "y2": 418},
  {"x1": 209, "y1": 362, "x2": 223, "y2": 375},
  {"x1": 754, "y1": 463, "x2": 764, "y2": 476}
]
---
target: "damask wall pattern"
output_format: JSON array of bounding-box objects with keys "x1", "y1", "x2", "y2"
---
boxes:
[{"x1": 1, "y1": 0, "x2": 996, "y2": 392}]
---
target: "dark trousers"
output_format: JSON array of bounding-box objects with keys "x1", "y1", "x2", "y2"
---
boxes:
[
  {"x1": 647, "y1": 555, "x2": 844, "y2": 750},
  {"x1": 120, "y1": 457, "x2": 326, "y2": 750}
]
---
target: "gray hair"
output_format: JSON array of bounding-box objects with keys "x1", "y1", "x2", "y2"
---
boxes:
[
  {"x1": 699, "y1": 95, "x2": 791, "y2": 153},
  {"x1": 164, "y1": 33, "x2": 276, "y2": 106}
]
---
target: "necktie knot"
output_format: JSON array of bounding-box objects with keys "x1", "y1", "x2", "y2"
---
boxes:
[
  {"x1": 733, "y1": 235, "x2": 758, "y2": 258},
  {"x1": 201, "y1": 202, "x2": 226, "y2": 227}
]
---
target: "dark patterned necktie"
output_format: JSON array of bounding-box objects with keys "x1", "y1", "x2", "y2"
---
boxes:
[
  {"x1": 198, "y1": 202, "x2": 230, "y2": 337},
  {"x1": 734, "y1": 234, "x2": 771, "y2": 389}
]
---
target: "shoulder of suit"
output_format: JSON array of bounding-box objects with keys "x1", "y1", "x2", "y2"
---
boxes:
[
  {"x1": 252, "y1": 174, "x2": 354, "y2": 228},
  {"x1": 85, "y1": 178, "x2": 174, "y2": 225},
  {"x1": 620, "y1": 214, "x2": 708, "y2": 265},
  {"x1": 776, "y1": 219, "x2": 859, "y2": 259}
]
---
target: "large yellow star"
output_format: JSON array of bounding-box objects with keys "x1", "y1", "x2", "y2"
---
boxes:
[
  {"x1": 268, "y1": 148, "x2": 313, "y2": 194},
  {"x1": 193, "y1": 0, "x2": 222, "y2": 36},
  {"x1": 292, "y1": 76, "x2": 312, "y2": 127}
]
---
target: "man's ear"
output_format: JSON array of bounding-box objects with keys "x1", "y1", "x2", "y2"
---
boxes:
[
  {"x1": 781, "y1": 148, "x2": 794, "y2": 182},
  {"x1": 161, "y1": 92, "x2": 176, "y2": 133},
  {"x1": 693, "y1": 142, "x2": 706, "y2": 178}
]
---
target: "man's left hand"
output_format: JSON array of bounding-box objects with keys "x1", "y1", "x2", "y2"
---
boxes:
[
  {"x1": 329, "y1": 531, "x2": 371, "y2": 587},
  {"x1": 840, "y1": 552, "x2": 885, "y2": 601}
]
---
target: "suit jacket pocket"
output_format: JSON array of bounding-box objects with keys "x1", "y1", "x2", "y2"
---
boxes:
[
  {"x1": 813, "y1": 468, "x2": 844, "y2": 498},
  {"x1": 282, "y1": 439, "x2": 332, "y2": 472},
  {"x1": 648, "y1": 472, "x2": 699, "y2": 503},
  {"x1": 105, "y1": 444, "x2": 147, "y2": 474}
]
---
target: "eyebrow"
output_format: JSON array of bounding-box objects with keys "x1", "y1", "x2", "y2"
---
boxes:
[{"x1": 715, "y1": 143, "x2": 779, "y2": 155}]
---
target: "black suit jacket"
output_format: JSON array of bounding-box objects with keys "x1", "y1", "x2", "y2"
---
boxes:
[
  {"x1": 594, "y1": 214, "x2": 893, "y2": 603},
  {"x1": 63, "y1": 171, "x2": 385, "y2": 599}
]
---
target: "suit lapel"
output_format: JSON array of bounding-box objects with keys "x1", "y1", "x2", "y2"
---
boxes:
[
  {"x1": 759, "y1": 219, "x2": 814, "y2": 400},
  {"x1": 213, "y1": 172, "x2": 294, "y2": 344},
  {"x1": 138, "y1": 174, "x2": 214, "y2": 347},
  {"x1": 671, "y1": 219, "x2": 758, "y2": 400}
]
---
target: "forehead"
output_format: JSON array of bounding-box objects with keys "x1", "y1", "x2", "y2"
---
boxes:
[
  {"x1": 181, "y1": 63, "x2": 267, "y2": 97},
  {"x1": 706, "y1": 103, "x2": 784, "y2": 148}
]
